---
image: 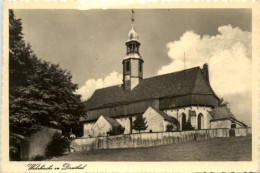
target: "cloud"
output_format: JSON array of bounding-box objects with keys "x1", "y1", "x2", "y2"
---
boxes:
[
  {"x1": 158, "y1": 25, "x2": 252, "y2": 125},
  {"x1": 77, "y1": 71, "x2": 122, "y2": 100}
]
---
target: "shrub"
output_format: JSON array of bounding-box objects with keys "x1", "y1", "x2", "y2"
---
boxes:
[
  {"x1": 166, "y1": 124, "x2": 174, "y2": 132},
  {"x1": 182, "y1": 121, "x2": 194, "y2": 131},
  {"x1": 45, "y1": 133, "x2": 70, "y2": 158},
  {"x1": 107, "y1": 126, "x2": 125, "y2": 136}
]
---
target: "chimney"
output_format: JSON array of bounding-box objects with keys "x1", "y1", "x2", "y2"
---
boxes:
[{"x1": 202, "y1": 63, "x2": 210, "y2": 84}]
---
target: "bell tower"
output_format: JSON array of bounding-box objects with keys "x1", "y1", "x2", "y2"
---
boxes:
[{"x1": 123, "y1": 10, "x2": 143, "y2": 91}]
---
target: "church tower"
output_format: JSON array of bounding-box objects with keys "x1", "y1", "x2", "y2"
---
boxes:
[{"x1": 123, "y1": 10, "x2": 143, "y2": 91}]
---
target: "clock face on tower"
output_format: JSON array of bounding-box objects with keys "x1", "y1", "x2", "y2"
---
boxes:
[{"x1": 125, "y1": 75, "x2": 130, "y2": 81}]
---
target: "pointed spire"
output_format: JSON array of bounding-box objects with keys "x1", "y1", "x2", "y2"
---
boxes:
[
  {"x1": 127, "y1": 9, "x2": 138, "y2": 42},
  {"x1": 131, "y1": 9, "x2": 135, "y2": 29}
]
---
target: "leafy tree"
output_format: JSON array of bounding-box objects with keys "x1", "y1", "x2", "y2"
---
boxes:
[
  {"x1": 9, "y1": 9, "x2": 86, "y2": 144},
  {"x1": 9, "y1": 9, "x2": 39, "y2": 137},
  {"x1": 132, "y1": 115, "x2": 148, "y2": 133},
  {"x1": 219, "y1": 98, "x2": 229, "y2": 107}
]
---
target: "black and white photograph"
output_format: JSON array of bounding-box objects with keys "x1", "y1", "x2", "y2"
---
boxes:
[{"x1": 1, "y1": 2, "x2": 259, "y2": 173}]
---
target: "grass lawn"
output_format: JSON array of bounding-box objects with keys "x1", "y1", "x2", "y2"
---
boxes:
[{"x1": 50, "y1": 136, "x2": 251, "y2": 161}]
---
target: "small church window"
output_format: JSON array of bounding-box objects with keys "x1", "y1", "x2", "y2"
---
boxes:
[{"x1": 126, "y1": 61, "x2": 130, "y2": 72}]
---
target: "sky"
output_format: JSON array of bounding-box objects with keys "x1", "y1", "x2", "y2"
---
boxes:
[{"x1": 14, "y1": 9, "x2": 252, "y2": 125}]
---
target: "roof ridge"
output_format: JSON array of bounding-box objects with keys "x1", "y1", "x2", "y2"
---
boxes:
[
  {"x1": 143, "y1": 66, "x2": 200, "y2": 81},
  {"x1": 89, "y1": 66, "x2": 200, "y2": 92},
  {"x1": 94, "y1": 84, "x2": 122, "y2": 91}
]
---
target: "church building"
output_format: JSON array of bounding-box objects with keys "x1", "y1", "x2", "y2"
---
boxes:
[{"x1": 80, "y1": 11, "x2": 246, "y2": 137}]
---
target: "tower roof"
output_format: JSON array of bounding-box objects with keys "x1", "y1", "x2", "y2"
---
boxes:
[
  {"x1": 127, "y1": 27, "x2": 138, "y2": 42},
  {"x1": 127, "y1": 9, "x2": 139, "y2": 42}
]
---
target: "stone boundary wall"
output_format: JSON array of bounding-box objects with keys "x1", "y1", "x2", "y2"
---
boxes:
[
  {"x1": 71, "y1": 128, "x2": 251, "y2": 152},
  {"x1": 232, "y1": 127, "x2": 252, "y2": 137}
]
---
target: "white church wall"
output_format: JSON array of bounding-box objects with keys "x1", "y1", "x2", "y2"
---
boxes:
[
  {"x1": 83, "y1": 122, "x2": 95, "y2": 137},
  {"x1": 92, "y1": 116, "x2": 112, "y2": 137},
  {"x1": 116, "y1": 117, "x2": 131, "y2": 134},
  {"x1": 143, "y1": 107, "x2": 164, "y2": 133},
  {"x1": 130, "y1": 59, "x2": 139, "y2": 77},
  {"x1": 210, "y1": 120, "x2": 231, "y2": 129},
  {"x1": 131, "y1": 78, "x2": 139, "y2": 90},
  {"x1": 190, "y1": 115, "x2": 196, "y2": 128},
  {"x1": 130, "y1": 59, "x2": 141, "y2": 90},
  {"x1": 132, "y1": 107, "x2": 164, "y2": 133},
  {"x1": 204, "y1": 112, "x2": 212, "y2": 129},
  {"x1": 163, "y1": 106, "x2": 213, "y2": 130}
]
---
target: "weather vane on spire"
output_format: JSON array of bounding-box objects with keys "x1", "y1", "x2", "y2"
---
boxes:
[{"x1": 131, "y1": 9, "x2": 135, "y2": 28}]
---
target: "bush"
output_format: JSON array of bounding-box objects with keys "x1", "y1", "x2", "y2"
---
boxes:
[
  {"x1": 166, "y1": 124, "x2": 174, "y2": 132},
  {"x1": 107, "y1": 126, "x2": 125, "y2": 136},
  {"x1": 182, "y1": 121, "x2": 194, "y2": 131},
  {"x1": 45, "y1": 133, "x2": 70, "y2": 158}
]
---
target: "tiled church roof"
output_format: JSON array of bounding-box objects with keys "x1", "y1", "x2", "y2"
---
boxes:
[
  {"x1": 150, "y1": 106, "x2": 178, "y2": 124},
  {"x1": 86, "y1": 66, "x2": 217, "y2": 110},
  {"x1": 101, "y1": 115, "x2": 122, "y2": 128},
  {"x1": 209, "y1": 106, "x2": 236, "y2": 121},
  {"x1": 208, "y1": 106, "x2": 248, "y2": 127}
]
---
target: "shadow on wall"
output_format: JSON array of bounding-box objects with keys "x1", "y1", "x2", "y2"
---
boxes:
[{"x1": 13, "y1": 125, "x2": 62, "y2": 161}]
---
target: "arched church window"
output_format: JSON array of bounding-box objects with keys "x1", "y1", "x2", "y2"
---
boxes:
[
  {"x1": 139, "y1": 62, "x2": 142, "y2": 72},
  {"x1": 197, "y1": 113, "x2": 204, "y2": 130},
  {"x1": 181, "y1": 113, "x2": 186, "y2": 131}
]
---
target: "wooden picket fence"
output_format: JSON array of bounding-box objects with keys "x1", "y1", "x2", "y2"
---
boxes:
[{"x1": 71, "y1": 128, "x2": 251, "y2": 152}]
